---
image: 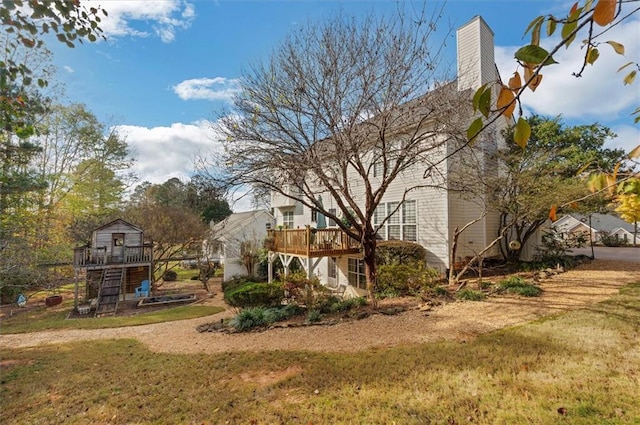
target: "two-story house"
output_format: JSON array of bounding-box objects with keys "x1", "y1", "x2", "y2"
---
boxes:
[{"x1": 265, "y1": 16, "x2": 510, "y2": 296}]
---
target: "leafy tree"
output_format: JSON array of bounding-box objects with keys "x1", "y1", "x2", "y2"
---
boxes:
[
  {"x1": 131, "y1": 176, "x2": 231, "y2": 224},
  {"x1": 467, "y1": 0, "x2": 640, "y2": 148},
  {"x1": 185, "y1": 175, "x2": 232, "y2": 223},
  {"x1": 33, "y1": 104, "x2": 131, "y2": 212},
  {"x1": 211, "y1": 6, "x2": 471, "y2": 303},
  {"x1": 615, "y1": 178, "x2": 640, "y2": 245},
  {"x1": 493, "y1": 115, "x2": 626, "y2": 261},
  {"x1": 1, "y1": 0, "x2": 106, "y2": 137}
]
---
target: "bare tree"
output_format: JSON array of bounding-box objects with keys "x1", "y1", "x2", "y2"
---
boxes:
[
  {"x1": 124, "y1": 203, "x2": 206, "y2": 282},
  {"x1": 207, "y1": 6, "x2": 473, "y2": 302}
]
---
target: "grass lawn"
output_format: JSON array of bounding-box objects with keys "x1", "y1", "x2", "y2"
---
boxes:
[
  {"x1": 0, "y1": 301, "x2": 224, "y2": 334},
  {"x1": 1, "y1": 282, "x2": 639, "y2": 424}
]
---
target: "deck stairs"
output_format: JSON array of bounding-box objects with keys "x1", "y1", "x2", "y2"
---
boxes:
[{"x1": 95, "y1": 268, "x2": 123, "y2": 317}]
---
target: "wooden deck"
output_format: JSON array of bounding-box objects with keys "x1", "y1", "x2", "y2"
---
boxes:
[
  {"x1": 73, "y1": 245, "x2": 153, "y2": 268},
  {"x1": 267, "y1": 228, "x2": 360, "y2": 258}
]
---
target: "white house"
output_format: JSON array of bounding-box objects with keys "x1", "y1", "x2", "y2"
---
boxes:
[
  {"x1": 204, "y1": 210, "x2": 276, "y2": 281},
  {"x1": 553, "y1": 213, "x2": 639, "y2": 245},
  {"x1": 265, "y1": 16, "x2": 518, "y2": 296}
]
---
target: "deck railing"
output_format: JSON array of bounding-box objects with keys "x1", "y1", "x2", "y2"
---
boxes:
[
  {"x1": 266, "y1": 227, "x2": 360, "y2": 257},
  {"x1": 73, "y1": 245, "x2": 153, "y2": 267}
]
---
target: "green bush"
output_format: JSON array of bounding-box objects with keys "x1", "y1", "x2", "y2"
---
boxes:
[
  {"x1": 456, "y1": 289, "x2": 485, "y2": 301},
  {"x1": 375, "y1": 240, "x2": 426, "y2": 266},
  {"x1": 224, "y1": 282, "x2": 284, "y2": 308},
  {"x1": 280, "y1": 271, "x2": 327, "y2": 309},
  {"x1": 599, "y1": 232, "x2": 628, "y2": 247},
  {"x1": 433, "y1": 286, "x2": 449, "y2": 297},
  {"x1": 229, "y1": 308, "x2": 267, "y2": 331},
  {"x1": 229, "y1": 305, "x2": 305, "y2": 332},
  {"x1": 222, "y1": 275, "x2": 261, "y2": 294},
  {"x1": 328, "y1": 296, "x2": 368, "y2": 313},
  {"x1": 0, "y1": 285, "x2": 24, "y2": 305},
  {"x1": 316, "y1": 295, "x2": 343, "y2": 313},
  {"x1": 498, "y1": 276, "x2": 542, "y2": 297},
  {"x1": 519, "y1": 255, "x2": 577, "y2": 271},
  {"x1": 262, "y1": 307, "x2": 288, "y2": 323},
  {"x1": 376, "y1": 263, "x2": 440, "y2": 297},
  {"x1": 162, "y1": 270, "x2": 178, "y2": 281},
  {"x1": 306, "y1": 310, "x2": 322, "y2": 323}
]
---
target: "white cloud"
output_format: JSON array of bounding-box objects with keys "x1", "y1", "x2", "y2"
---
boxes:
[
  {"x1": 115, "y1": 120, "x2": 222, "y2": 186},
  {"x1": 88, "y1": 0, "x2": 195, "y2": 43},
  {"x1": 607, "y1": 124, "x2": 640, "y2": 153},
  {"x1": 63, "y1": 65, "x2": 74, "y2": 73},
  {"x1": 172, "y1": 77, "x2": 241, "y2": 101},
  {"x1": 495, "y1": 15, "x2": 640, "y2": 122},
  {"x1": 116, "y1": 119, "x2": 254, "y2": 212}
]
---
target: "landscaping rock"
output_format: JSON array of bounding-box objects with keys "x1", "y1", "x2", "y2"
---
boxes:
[
  {"x1": 381, "y1": 306, "x2": 407, "y2": 315},
  {"x1": 196, "y1": 319, "x2": 226, "y2": 333}
]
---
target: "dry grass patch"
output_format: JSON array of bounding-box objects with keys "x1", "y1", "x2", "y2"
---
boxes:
[{"x1": 1, "y1": 282, "x2": 638, "y2": 424}]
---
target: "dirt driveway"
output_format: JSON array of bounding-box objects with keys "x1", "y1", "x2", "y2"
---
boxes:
[{"x1": 1, "y1": 259, "x2": 638, "y2": 354}]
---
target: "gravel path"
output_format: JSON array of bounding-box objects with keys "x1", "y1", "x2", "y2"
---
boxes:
[{"x1": 1, "y1": 259, "x2": 638, "y2": 354}]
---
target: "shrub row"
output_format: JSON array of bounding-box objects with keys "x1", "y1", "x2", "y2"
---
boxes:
[{"x1": 229, "y1": 304, "x2": 304, "y2": 331}]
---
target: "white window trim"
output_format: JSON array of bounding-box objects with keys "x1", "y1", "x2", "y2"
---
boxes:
[{"x1": 373, "y1": 200, "x2": 417, "y2": 242}]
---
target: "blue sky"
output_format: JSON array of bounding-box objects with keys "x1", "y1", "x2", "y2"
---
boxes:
[{"x1": 48, "y1": 0, "x2": 640, "y2": 210}]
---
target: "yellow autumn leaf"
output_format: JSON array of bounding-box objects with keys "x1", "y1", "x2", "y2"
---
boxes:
[
  {"x1": 508, "y1": 71, "x2": 522, "y2": 91},
  {"x1": 623, "y1": 70, "x2": 636, "y2": 85},
  {"x1": 529, "y1": 74, "x2": 543, "y2": 92},
  {"x1": 588, "y1": 174, "x2": 606, "y2": 193},
  {"x1": 628, "y1": 144, "x2": 640, "y2": 159},
  {"x1": 497, "y1": 85, "x2": 516, "y2": 119},
  {"x1": 606, "y1": 40, "x2": 625, "y2": 55},
  {"x1": 606, "y1": 174, "x2": 617, "y2": 195},
  {"x1": 593, "y1": 0, "x2": 617, "y2": 26},
  {"x1": 617, "y1": 62, "x2": 634, "y2": 72}
]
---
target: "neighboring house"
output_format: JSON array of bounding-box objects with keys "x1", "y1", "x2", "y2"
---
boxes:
[
  {"x1": 553, "y1": 213, "x2": 639, "y2": 245},
  {"x1": 72, "y1": 219, "x2": 153, "y2": 316},
  {"x1": 204, "y1": 210, "x2": 276, "y2": 281},
  {"x1": 267, "y1": 16, "x2": 527, "y2": 296}
]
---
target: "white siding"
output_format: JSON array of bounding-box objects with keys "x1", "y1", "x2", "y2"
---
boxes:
[{"x1": 457, "y1": 15, "x2": 496, "y2": 91}]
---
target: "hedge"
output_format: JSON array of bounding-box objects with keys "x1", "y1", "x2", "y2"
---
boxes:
[
  {"x1": 224, "y1": 282, "x2": 284, "y2": 308},
  {"x1": 375, "y1": 240, "x2": 427, "y2": 266}
]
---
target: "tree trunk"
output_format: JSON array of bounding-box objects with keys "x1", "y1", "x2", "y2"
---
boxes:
[
  {"x1": 448, "y1": 226, "x2": 460, "y2": 286},
  {"x1": 362, "y1": 232, "x2": 378, "y2": 308}
]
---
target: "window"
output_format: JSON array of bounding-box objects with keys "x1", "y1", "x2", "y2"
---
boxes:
[
  {"x1": 402, "y1": 200, "x2": 417, "y2": 242},
  {"x1": 387, "y1": 201, "x2": 401, "y2": 240},
  {"x1": 112, "y1": 233, "x2": 124, "y2": 246},
  {"x1": 311, "y1": 209, "x2": 317, "y2": 222},
  {"x1": 282, "y1": 210, "x2": 294, "y2": 228},
  {"x1": 328, "y1": 257, "x2": 337, "y2": 279},
  {"x1": 328, "y1": 208, "x2": 337, "y2": 227},
  {"x1": 373, "y1": 161, "x2": 384, "y2": 178},
  {"x1": 373, "y1": 200, "x2": 417, "y2": 242},
  {"x1": 348, "y1": 258, "x2": 366, "y2": 290}
]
